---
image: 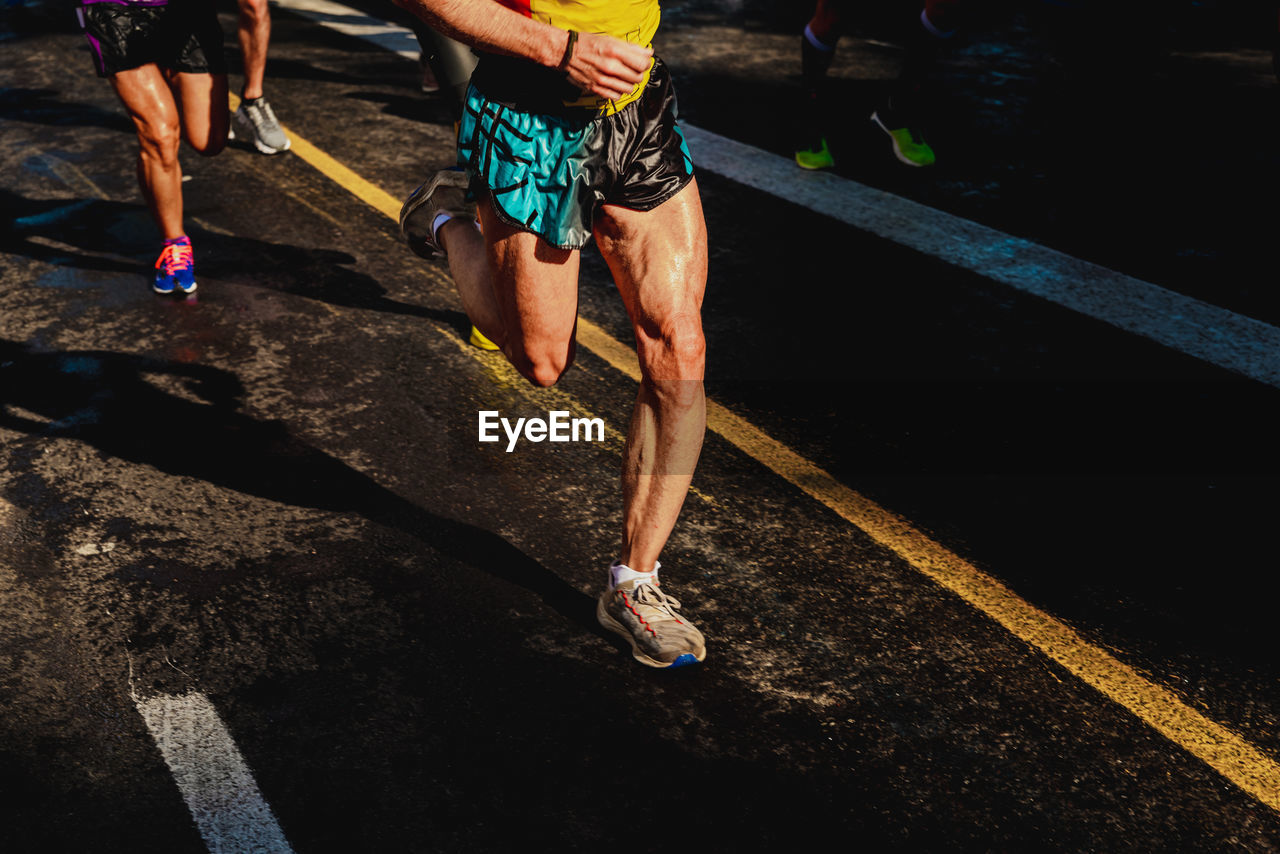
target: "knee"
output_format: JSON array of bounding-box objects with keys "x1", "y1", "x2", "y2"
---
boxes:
[
  {"x1": 511, "y1": 345, "x2": 575, "y2": 389},
  {"x1": 138, "y1": 121, "x2": 182, "y2": 165},
  {"x1": 192, "y1": 131, "x2": 228, "y2": 157},
  {"x1": 239, "y1": 0, "x2": 268, "y2": 24},
  {"x1": 639, "y1": 313, "x2": 705, "y2": 381}
]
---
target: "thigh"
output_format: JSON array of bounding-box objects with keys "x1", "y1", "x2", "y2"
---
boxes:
[
  {"x1": 167, "y1": 70, "x2": 229, "y2": 152},
  {"x1": 110, "y1": 64, "x2": 181, "y2": 143},
  {"x1": 593, "y1": 179, "x2": 708, "y2": 376},
  {"x1": 479, "y1": 195, "x2": 583, "y2": 357}
]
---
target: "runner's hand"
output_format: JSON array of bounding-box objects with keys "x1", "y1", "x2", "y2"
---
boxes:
[{"x1": 562, "y1": 31, "x2": 652, "y2": 101}]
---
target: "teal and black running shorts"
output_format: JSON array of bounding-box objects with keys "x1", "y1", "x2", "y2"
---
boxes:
[{"x1": 457, "y1": 57, "x2": 694, "y2": 250}]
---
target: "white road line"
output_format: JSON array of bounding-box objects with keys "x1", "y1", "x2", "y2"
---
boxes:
[
  {"x1": 135, "y1": 692, "x2": 294, "y2": 854},
  {"x1": 272, "y1": 0, "x2": 420, "y2": 60},
  {"x1": 271, "y1": 0, "x2": 1280, "y2": 390},
  {"x1": 685, "y1": 126, "x2": 1280, "y2": 389}
]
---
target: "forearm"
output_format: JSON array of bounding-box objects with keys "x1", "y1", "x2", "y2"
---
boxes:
[{"x1": 395, "y1": 0, "x2": 567, "y2": 68}]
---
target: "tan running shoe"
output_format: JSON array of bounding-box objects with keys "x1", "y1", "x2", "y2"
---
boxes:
[
  {"x1": 597, "y1": 575, "x2": 706, "y2": 669},
  {"x1": 399, "y1": 169, "x2": 474, "y2": 259}
]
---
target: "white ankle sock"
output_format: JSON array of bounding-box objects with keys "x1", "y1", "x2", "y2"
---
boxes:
[
  {"x1": 430, "y1": 211, "x2": 453, "y2": 246},
  {"x1": 609, "y1": 560, "x2": 661, "y2": 590},
  {"x1": 432, "y1": 212, "x2": 482, "y2": 250}
]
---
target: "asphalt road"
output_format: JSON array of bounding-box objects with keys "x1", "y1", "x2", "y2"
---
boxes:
[{"x1": 2, "y1": 1, "x2": 1280, "y2": 851}]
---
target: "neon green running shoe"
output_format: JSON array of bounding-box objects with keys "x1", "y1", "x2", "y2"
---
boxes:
[
  {"x1": 795, "y1": 136, "x2": 835, "y2": 170},
  {"x1": 870, "y1": 111, "x2": 936, "y2": 167}
]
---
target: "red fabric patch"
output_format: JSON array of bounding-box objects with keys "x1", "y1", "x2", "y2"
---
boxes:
[{"x1": 496, "y1": 0, "x2": 532, "y2": 16}]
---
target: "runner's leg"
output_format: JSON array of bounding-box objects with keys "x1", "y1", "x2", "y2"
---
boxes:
[
  {"x1": 166, "y1": 69, "x2": 229, "y2": 155},
  {"x1": 439, "y1": 195, "x2": 581, "y2": 386},
  {"x1": 797, "y1": 0, "x2": 848, "y2": 168},
  {"x1": 593, "y1": 179, "x2": 708, "y2": 573},
  {"x1": 111, "y1": 64, "x2": 186, "y2": 240},
  {"x1": 237, "y1": 0, "x2": 270, "y2": 100}
]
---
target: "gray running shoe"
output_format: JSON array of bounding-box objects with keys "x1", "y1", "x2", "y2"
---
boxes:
[
  {"x1": 232, "y1": 97, "x2": 291, "y2": 155},
  {"x1": 399, "y1": 169, "x2": 474, "y2": 259},
  {"x1": 597, "y1": 577, "x2": 706, "y2": 669}
]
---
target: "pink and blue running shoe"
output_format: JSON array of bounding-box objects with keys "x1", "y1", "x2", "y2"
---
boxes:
[{"x1": 153, "y1": 237, "x2": 197, "y2": 295}]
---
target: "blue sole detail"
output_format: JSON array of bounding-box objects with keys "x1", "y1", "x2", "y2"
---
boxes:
[{"x1": 667, "y1": 653, "x2": 700, "y2": 668}]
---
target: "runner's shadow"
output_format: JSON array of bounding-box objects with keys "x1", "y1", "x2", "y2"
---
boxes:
[
  {"x1": 0, "y1": 339, "x2": 598, "y2": 632},
  {"x1": 239, "y1": 54, "x2": 405, "y2": 88},
  {"x1": 343, "y1": 90, "x2": 457, "y2": 126},
  {"x1": 1, "y1": 192, "x2": 150, "y2": 275},
  {"x1": 0, "y1": 88, "x2": 133, "y2": 133},
  {"x1": 192, "y1": 228, "x2": 471, "y2": 333},
  {"x1": 1, "y1": 193, "x2": 470, "y2": 334}
]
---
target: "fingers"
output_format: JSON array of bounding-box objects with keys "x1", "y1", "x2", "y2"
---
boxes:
[
  {"x1": 568, "y1": 31, "x2": 653, "y2": 101},
  {"x1": 578, "y1": 57, "x2": 649, "y2": 101},
  {"x1": 607, "y1": 39, "x2": 653, "y2": 75},
  {"x1": 588, "y1": 73, "x2": 639, "y2": 101}
]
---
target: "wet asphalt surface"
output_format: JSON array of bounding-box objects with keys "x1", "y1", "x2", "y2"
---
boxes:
[{"x1": 3, "y1": 0, "x2": 1280, "y2": 850}]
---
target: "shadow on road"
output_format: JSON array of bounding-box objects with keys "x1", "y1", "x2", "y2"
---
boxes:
[
  {"x1": 0, "y1": 338, "x2": 598, "y2": 634},
  {"x1": 342, "y1": 89, "x2": 456, "y2": 125},
  {"x1": 2, "y1": 189, "x2": 472, "y2": 333},
  {"x1": 0, "y1": 87, "x2": 132, "y2": 133},
  {"x1": 3, "y1": 191, "x2": 149, "y2": 275},
  {"x1": 193, "y1": 227, "x2": 470, "y2": 330},
  {"x1": 0, "y1": 342, "x2": 905, "y2": 852}
]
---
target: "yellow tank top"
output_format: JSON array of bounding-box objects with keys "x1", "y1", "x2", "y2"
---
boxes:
[{"x1": 497, "y1": 0, "x2": 660, "y2": 113}]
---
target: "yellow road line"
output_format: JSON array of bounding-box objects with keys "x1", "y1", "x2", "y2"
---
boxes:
[
  {"x1": 249, "y1": 102, "x2": 1280, "y2": 814},
  {"x1": 231, "y1": 93, "x2": 402, "y2": 221}
]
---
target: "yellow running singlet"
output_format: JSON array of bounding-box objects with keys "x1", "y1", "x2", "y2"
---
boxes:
[{"x1": 497, "y1": 0, "x2": 660, "y2": 113}]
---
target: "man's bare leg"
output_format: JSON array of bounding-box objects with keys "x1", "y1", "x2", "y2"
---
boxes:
[
  {"x1": 440, "y1": 181, "x2": 708, "y2": 563},
  {"x1": 231, "y1": 0, "x2": 289, "y2": 154},
  {"x1": 236, "y1": 0, "x2": 270, "y2": 100},
  {"x1": 593, "y1": 180, "x2": 709, "y2": 573},
  {"x1": 167, "y1": 69, "x2": 230, "y2": 156},
  {"x1": 111, "y1": 65, "x2": 185, "y2": 239},
  {"x1": 438, "y1": 196, "x2": 581, "y2": 385},
  {"x1": 433, "y1": 176, "x2": 707, "y2": 669}
]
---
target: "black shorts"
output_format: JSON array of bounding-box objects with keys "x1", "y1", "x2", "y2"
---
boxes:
[{"x1": 77, "y1": 1, "x2": 227, "y2": 78}]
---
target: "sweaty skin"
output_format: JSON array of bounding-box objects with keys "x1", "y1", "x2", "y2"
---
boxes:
[
  {"x1": 110, "y1": 65, "x2": 228, "y2": 240},
  {"x1": 236, "y1": 0, "x2": 271, "y2": 100},
  {"x1": 401, "y1": 0, "x2": 710, "y2": 576}
]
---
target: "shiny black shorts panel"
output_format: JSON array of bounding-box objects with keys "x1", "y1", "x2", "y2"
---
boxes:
[{"x1": 78, "y1": 2, "x2": 226, "y2": 77}]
